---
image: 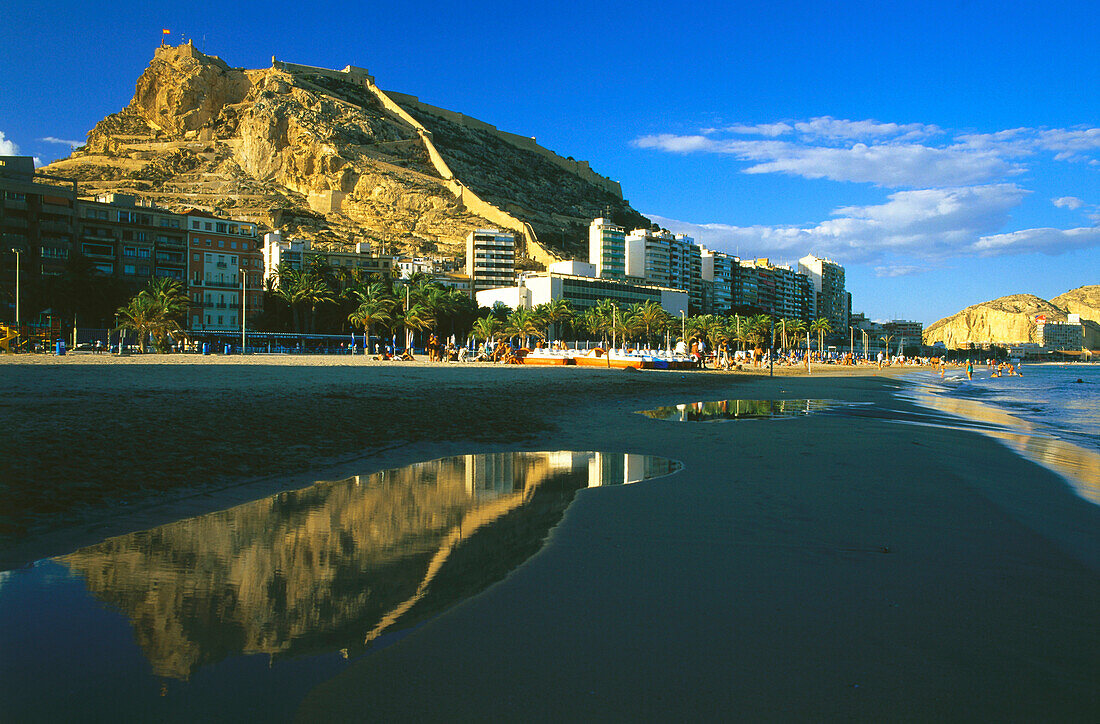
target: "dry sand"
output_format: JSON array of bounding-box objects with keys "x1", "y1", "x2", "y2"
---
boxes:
[{"x1": 1, "y1": 354, "x2": 1097, "y2": 720}]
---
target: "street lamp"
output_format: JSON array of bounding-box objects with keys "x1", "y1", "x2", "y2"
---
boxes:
[
  {"x1": 849, "y1": 326, "x2": 854, "y2": 358},
  {"x1": 680, "y1": 309, "x2": 686, "y2": 342},
  {"x1": 240, "y1": 267, "x2": 247, "y2": 355},
  {"x1": 10, "y1": 247, "x2": 21, "y2": 328}
]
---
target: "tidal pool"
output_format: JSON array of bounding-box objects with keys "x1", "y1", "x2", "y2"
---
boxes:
[
  {"x1": 638, "y1": 399, "x2": 836, "y2": 422},
  {"x1": 0, "y1": 451, "x2": 679, "y2": 722}
]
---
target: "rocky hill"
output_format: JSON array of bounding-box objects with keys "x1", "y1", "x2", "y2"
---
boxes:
[
  {"x1": 923, "y1": 286, "x2": 1100, "y2": 348},
  {"x1": 41, "y1": 43, "x2": 648, "y2": 262},
  {"x1": 1051, "y1": 285, "x2": 1100, "y2": 322}
]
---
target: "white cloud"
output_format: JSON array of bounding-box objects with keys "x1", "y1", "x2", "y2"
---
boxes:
[
  {"x1": 634, "y1": 119, "x2": 1100, "y2": 187},
  {"x1": 39, "y1": 136, "x2": 82, "y2": 147},
  {"x1": 645, "y1": 183, "x2": 1100, "y2": 266},
  {"x1": 969, "y1": 227, "x2": 1100, "y2": 256},
  {"x1": 792, "y1": 117, "x2": 939, "y2": 142},
  {"x1": 633, "y1": 134, "x2": 1017, "y2": 186},
  {"x1": 0, "y1": 131, "x2": 19, "y2": 155},
  {"x1": 874, "y1": 264, "x2": 926, "y2": 278},
  {"x1": 1052, "y1": 196, "x2": 1084, "y2": 210},
  {"x1": 705, "y1": 122, "x2": 793, "y2": 137}
]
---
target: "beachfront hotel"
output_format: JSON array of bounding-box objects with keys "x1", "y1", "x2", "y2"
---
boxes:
[
  {"x1": 465, "y1": 228, "x2": 516, "y2": 294},
  {"x1": 475, "y1": 259, "x2": 688, "y2": 318}
]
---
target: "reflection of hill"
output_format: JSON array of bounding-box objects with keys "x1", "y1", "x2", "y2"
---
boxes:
[{"x1": 58, "y1": 452, "x2": 676, "y2": 679}]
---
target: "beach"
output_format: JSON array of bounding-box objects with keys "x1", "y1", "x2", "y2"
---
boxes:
[{"x1": 1, "y1": 356, "x2": 1097, "y2": 720}]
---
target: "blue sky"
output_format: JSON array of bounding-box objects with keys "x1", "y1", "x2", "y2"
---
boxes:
[{"x1": 2, "y1": 0, "x2": 1097, "y2": 323}]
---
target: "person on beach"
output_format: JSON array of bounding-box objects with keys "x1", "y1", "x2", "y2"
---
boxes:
[{"x1": 966, "y1": 360, "x2": 973, "y2": 380}]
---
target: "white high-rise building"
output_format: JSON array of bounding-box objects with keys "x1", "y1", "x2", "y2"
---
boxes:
[
  {"x1": 588, "y1": 218, "x2": 626, "y2": 279},
  {"x1": 798, "y1": 255, "x2": 847, "y2": 331},
  {"x1": 625, "y1": 228, "x2": 672, "y2": 287}
]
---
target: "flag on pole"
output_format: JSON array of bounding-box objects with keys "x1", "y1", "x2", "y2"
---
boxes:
[{"x1": 162, "y1": 29, "x2": 170, "y2": 34}]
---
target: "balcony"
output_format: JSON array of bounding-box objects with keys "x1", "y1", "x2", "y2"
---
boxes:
[{"x1": 40, "y1": 221, "x2": 72, "y2": 233}]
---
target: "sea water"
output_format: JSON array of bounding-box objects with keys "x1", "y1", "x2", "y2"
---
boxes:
[{"x1": 907, "y1": 363, "x2": 1099, "y2": 504}]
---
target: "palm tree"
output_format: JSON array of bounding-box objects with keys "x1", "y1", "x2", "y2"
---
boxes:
[
  {"x1": 811, "y1": 318, "x2": 833, "y2": 358},
  {"x1": 632, "y1": 300, "x2": 668, "y2": 347},
  {"x1": 880, "y1": 334, "x2": 895, "y2": 358},
  {"x1": 401, "y1": 302, "x2": 435, "y2": 349},
  {"x1": 116, "y1": 278, "x2": 188, "y2": 352},
  {"x1": 347, "y1": 293, "x2": 394, "y2": 350},
  {"x1": 780, "y1": 317, "x2": 806, "y2": 350},
  {"x1": 505, "y1": 307, "x2": 544, "y2": 348},
  {"x1": 541, "y1": 298, "x2": 574, "y2": 342},
  {"x1": 745, "y1": 314, "x2": 772, "y2": 350},
  {"x1": 471, "y1": 315, "x2": 501, "y2": 343}
]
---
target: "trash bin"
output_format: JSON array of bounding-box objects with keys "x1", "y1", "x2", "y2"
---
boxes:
[
  {"x1": 202, "y1": 342, "x2": 210, "y2": 355},
  {"x1": 224, "y1": 344, "x2": 232, "y2": 355},
  {"x1": 55, "y1": 340, "x2": 66, "y2": 356}
]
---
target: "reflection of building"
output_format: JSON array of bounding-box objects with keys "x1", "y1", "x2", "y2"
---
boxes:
[{"x1": 57, "y1": 451, "x2": 675, "y2": 680}]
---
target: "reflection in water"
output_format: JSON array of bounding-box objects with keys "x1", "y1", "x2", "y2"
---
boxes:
[
  {"x1": 904, "y1": 391, "x2": 1100, "y2": 505},
  {"x1": 638, "y1": 399, "x2": 835, "y2": 422},
  {"x1": 55, "y1": 452, "x2": 679, "y2": 680}
]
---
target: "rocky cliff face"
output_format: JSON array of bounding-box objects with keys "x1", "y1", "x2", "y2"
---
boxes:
[
  {"x1": 41, "y1": 43, "x2": 648, "y2": 260},
  {"x1": 923, "y1": 287, "x2": 1100, "y2": 348},
  {"x1": 1051, "y1": 285, "x2": 1100, "y2": 322}
]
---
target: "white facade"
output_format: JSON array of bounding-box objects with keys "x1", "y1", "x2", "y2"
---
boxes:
[
  {"x1": 588, "y1": 218, "x2": 626, "y2": 279},
  {"x1": 262, "y1": 232, "x2": 311, "y2": 281},
  {"x1": 476, "y1": 272, "x2": 688, "y2": 318},
  {"x1": 195, "y1": 249, "x2": 240, "y2": 330},
  {"x1": 625, "y1": 228, "x2": 673, "y2": 287},
  {"x1": 548, "y1": 260, "x2": 596, "y2": 277}
]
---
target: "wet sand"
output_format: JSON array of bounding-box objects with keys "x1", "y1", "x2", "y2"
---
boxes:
[{"x1": 2, "y1": 355, "x2": 1097, "y2": 720}]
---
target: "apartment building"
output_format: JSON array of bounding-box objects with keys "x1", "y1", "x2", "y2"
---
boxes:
[
  {"x1": 1, "y1": 157, "x2": 78, "y2": 318},
  {"x1": 588, "y1": 218, "x2": 626, "y2": 280},
  {"x1": 798, "y1": 255, "x2": 847, "y2": 332},
  {"x1": 466, "y1": 228, "x2": 515, "y2": 294},
  {"x1": 77, "y1": 194, "x2": 188, "y2": 288},
  {"x1": 187, "y1": 211, "x2": 260, "y2": 331},
  {"x1": 883, "y1": 320, "x2": 924, "y2": 347},
  {"x1": 1038, "y1": 316, "x2": 1084, "y2": 350},
  {"x1": 625, "y1": 228, "x2": 672, "y2": 287},
  {"x1": 700, "y1": 247, "x2": 738, "y2": 315}
]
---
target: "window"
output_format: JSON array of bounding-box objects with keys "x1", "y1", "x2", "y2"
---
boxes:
[
  {"x1": 229, "y1": 225, "x2": 238, "y2": 234},
  {"x1": 230, "y1": 242, "x2": 237, "y2": 250},
  {"x1": 205, "y1": 254, "x2": 212, "y2": 262},
  {"x1": 192, "y1": 221, "x2": 200, "y2": 229},
  {"x1": 216, "y1": 222, "x2": 226, "y2": 233},
  {"x1": 204, "y1": 222, "x2": 212, "y2": 231},
  {"x1": 118, "y1": 211, "x2": 135, "y2": 223},
  {"x1": 217, "y1": 316, "x2": 224, "y2": 325},
  {"x1": 193, "y1": 253, "x2": 200, "y2": 261},
  {"x1": 218, "y1": 240, "x2": 224, "y2": 248},
  {"x1": 124, "y1": 264, "x2": 136, "y2": 275},
  {"x1": 93, "y1": 262, "x2": 113, "y2": 274}
]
